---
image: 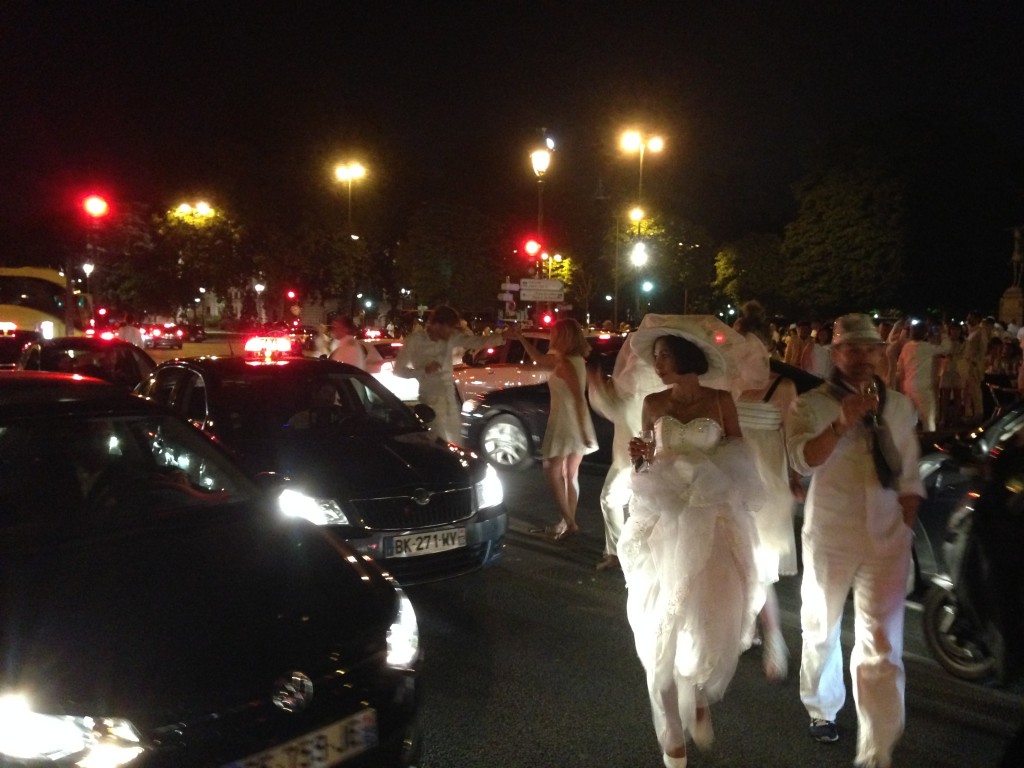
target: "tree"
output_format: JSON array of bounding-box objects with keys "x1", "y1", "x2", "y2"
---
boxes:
[
  {"x1": 781, "y1": 143, "x2": 908, "y2": 316},
  {"x1": 394, "y1": 202, "x2": 506, "y2": 314},
  {"x1": 713, "y1": 233, "x2": 784, "y2": 309}
]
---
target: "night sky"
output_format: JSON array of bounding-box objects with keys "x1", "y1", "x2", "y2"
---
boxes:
[{"x1": 3, "y1": 0, "x2": 1023, "y2": 289}]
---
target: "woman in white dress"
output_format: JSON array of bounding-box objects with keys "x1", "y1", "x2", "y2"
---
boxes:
[
  {"x1": 734, "y1": 328, "x2": 798, "y2": 682},
  {"x1": 618, "y1": 316, "x2": 763, "y2": 768},
  {"x1": 510, "y1": 319, "x2": 597, "y2": 539}
]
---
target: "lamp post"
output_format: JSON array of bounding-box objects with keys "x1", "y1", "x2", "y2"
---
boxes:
[
  {"x1": 530, "y1": 147, "x2": 551, "y2": 236},
  {"x1": 540, "y1": 251, "x2": 562, "y2": 279},
  {"x1": 82, "y1": 261, "x2": 94, "y2": 296},
  {"x1": 630, "y1": 242, "x2": 649, "y2": 322},
  {"x1": 334, "y1": 162, "x2": 367, "y2": 234},
  {"x1": 254, "y1": 282, "x2": 265, "y2": 325},
  {"x1": 621, "y1": 130, "x2": 664, "y2": 207}
]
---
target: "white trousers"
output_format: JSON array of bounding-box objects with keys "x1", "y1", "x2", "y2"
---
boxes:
[
  {"x1": 904, "y1": 385, "x2": 936, "y2": 432},
  {"x1": 598, "y1": 462, "x2": 631, "y2": 556},
  {"x1": 799, "y1": 530, "x2": 911, "y2": 767},
  {"x1": 425, "y1": 391, "x2": 461, "y2": 445}
]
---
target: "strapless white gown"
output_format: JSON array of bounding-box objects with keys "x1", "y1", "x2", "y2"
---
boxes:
[{"x1": 618, "y1": 416, "x2": 764, "y2": 751}]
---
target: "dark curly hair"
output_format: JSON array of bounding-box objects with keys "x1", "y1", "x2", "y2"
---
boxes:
[{"x1": 656, "y1": 334, "x2": 709, "y2": 375}]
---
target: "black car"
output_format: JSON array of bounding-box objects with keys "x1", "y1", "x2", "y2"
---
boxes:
[
  {"x1": 0, "y1": 372, "x2": 419, "y2": 767},
  {"x1": 461, "y1": 357, "x2": 821, "y2": 471},
  {"x1": 0, "y1": 328, "x2": 39, "y2": 369},
  {"x1": 137, "y1": 354, "x2": 507, "y2": 585},
  {"x1": 143, "y1": 322, "x2": 185, "y2": 349},
  {"x1": 17, "y1": 335, "x2": 156, "y2": 391}
]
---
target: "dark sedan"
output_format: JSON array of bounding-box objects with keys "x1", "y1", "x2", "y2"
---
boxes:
[
  {"x1": 17, "y1": 335, "x2": 156, "y2": 391},
  {"x1": 0, "y1": 372, "x2": 419, "y2": 767},
  {"x1": 142, "y1": 322, "x2": 185, "y2": 349},
  {"x1": 0, "y1": 328, "x2": 39, "y2": 369},
  {"x1": 138, "y1": 354, "x2": 507, "y2": 585}
]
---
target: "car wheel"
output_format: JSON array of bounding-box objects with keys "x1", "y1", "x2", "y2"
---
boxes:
[{"x1": 480, "y1": 414, "x2": 532, "y2": 470}]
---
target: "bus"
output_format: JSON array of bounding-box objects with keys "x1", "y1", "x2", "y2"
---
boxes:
[{"x1": 0, "y1": 267, "x2": 92, "y2": 339}]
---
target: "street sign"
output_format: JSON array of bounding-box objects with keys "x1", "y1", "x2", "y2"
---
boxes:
[
  {"x1": 497, "y1": 292, "x2": 514, "y2": 301},
  {"x1": 520, "y1": 278, "x2": 564, "y2": 302},
  {"x1": 501, "y1": 282, "x2": 520, "y2": 291}
]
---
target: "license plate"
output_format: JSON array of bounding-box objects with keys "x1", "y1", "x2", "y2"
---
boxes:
[
  {"x1": 385, "y1": 527, "x2": 466, "y2": 557},
  {"x1": 223, "y1": 708, "x2": 377, "y2": 768}
]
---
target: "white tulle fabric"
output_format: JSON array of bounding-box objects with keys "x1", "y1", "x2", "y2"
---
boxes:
[{"x1": 619, "y1": 415, "x2": 764, "y2": 751}]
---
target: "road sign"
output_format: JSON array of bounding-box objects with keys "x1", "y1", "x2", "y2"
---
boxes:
[
  {"x1": 501, "y1": 282, "x2": 520, "y2": 291},
  {"x1": 497, "y1": 292, "x2": 514, "y2": 301},
  {"x1": 520, "y1": 278, "x2": 564, "y2": 302}
]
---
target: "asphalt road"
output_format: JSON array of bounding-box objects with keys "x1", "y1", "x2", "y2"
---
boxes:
[{"x1": 408, "y1": 464, "x2": 1023, "y2": 768}]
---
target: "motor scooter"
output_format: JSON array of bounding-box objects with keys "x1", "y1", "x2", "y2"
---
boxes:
[{"x1": 921, "y1": 430, "x2": 1024, "y2": 686}]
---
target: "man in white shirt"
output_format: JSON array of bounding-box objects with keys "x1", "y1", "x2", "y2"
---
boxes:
[
  {"x1": 328, "y1": 314, "x2": 367, "y2": 370},
  {"x1": 393, "y1": 306, "x2": 496, "y2": 444},
  {"x1": 786, "y1": 313, "x2": 923, "y2": 768},
  {"x1": 117, "y1": 314, "x2": 144, "y2": 348}
]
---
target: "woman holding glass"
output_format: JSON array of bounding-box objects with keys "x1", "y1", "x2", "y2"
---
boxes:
[
  {"x1": 617, "y1": 315, "x2": 764, "y2": 768},
  {"x1": 509, "y1": 319, "x2": 596, "y2": 539}
]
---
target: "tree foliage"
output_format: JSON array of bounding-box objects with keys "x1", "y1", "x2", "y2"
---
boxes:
[
  {"x1": 393, "y1": 202, "x2": 506, "y2": 313},
  {"x1": 781, "y1": 144, "x2": 908, "y2": 316},
  {"x1": 713, "y1": 233, "x2": 783, "y2": 309}
]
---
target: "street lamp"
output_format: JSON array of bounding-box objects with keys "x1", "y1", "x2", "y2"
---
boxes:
[
  {"x1": 621, "y1": 130, "x2": 664, "y2": 205},
  {"x1": 631, "y1": 242, "x2": 649, "y2": 321},
  {"x1": 541, "y1": 251, "x2": 562, "y2": 279},
  {"x1": 630, "y1": 206, "x2": 644, "y2": 238},
  {"x1": 254, "y1": 282, "x2": 265, "y2": 324},
  {"x1": 82, "y1": 261, "x2": 94, "y2": 296},
  {"x1": 530, "y1": 147, "x2": 551, "y2": 236},
  {"x1": 334, "y1": 162, "x2": 367, "y2": 233}
]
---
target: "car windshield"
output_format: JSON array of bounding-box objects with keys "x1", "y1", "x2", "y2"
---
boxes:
[
  {"x1": 0, "y1": 411, "x2": 259, "y2": 539},
  {"x1": 218, "y1": 369, "x2": 423, "y2": 437}
]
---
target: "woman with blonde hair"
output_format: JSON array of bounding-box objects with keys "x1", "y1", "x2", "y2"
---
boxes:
[{"x1": 510, "y1": 318, "x2": 597, "y2": 539}]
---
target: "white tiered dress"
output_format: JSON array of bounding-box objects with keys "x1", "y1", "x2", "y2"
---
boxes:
[
  {"x1": 618, "y1": 415, "x2": 763, "y2": 752},
  {"x1": 736, "y1": 397, "x2": 797, "y2": 582},
  {"x1": 540, "y1": 356, "x2": 598, "y2": 459}
]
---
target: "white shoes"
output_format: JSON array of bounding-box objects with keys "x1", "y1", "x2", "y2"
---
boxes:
[{"x1": 662, "y1": 754, "x2": 687, "y2": 768}]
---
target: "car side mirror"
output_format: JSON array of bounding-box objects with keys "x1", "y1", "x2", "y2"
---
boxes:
[{"x1": 413, "y1": 403, "x2": 435, "y2": 424}]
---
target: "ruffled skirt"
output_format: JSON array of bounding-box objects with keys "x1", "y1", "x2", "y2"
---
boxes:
[{"x1": 618, "y1": 443, "x2": 763, "y2": 748}]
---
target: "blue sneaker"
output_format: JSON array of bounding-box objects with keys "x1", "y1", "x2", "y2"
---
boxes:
[{"x1": 809, "y1": 718, "x2": 839, "y2": 743}]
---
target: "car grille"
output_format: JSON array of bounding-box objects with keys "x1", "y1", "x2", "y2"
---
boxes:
[
  {"x1": 349, "y1": 487, "x2": 474, "y2": 530},
  {"x1": 140, "y1": 649, "x2": 414, "y2": 767}
]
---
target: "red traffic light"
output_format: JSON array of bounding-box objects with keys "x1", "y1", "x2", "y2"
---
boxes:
[
  {"x1": 82, "y1": 195, "x2": 109, "y2": 218},
  {"x1": 524, "y1": 239, "x2": 541, "y2": 257},
  {"x1": 541, "y1": 313, "x2": 554, "y2": 326},
  {"x1": 286, "y1": 290, "x2": 297, "y2": 301}
]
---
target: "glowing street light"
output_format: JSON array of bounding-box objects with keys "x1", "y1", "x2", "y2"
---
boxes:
[
  {"x1": 621, "y1": 130, "x2": 664, "y2": 206},
  {"x1": 334, "y1": 162, "x2": 367, "y2": 233},
  {"x1": 530, "y1": 147, "x2": 551, "y2": 236}
]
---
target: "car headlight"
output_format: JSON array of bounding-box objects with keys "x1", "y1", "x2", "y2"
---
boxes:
[
  {"x1": 473, "y1": 463, "x2": 503, "y2": 510},
  {"x1": 461, "y1": 398, "x2": 481, "y2": 414},
  {"x1": 278, "y1": 488, "x2": 351, "y2": 525},
  {"x1": 386, "y1": 589, "x2": 419, "y2": 670},
  {"x1": 0, "y1": 693, "x2": 144, "y2": 767}
]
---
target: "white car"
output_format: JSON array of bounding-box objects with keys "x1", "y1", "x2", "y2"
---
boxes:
[
  {"x1": 361, "y1": 338, "x2": 420, "y2": 403},
  {"x1": 453, "y1": 330, "x2": 626, "y2": 405}
]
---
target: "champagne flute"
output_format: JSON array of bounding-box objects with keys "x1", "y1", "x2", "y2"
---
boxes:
[
  {"x1": 863, "y1": 381, "x2": 880, "y2": 427},
  {"x1": 634, "y1": 429, "x2": 655, "y2": 472}
]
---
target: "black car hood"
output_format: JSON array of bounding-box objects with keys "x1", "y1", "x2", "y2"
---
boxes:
[
  {"x1": 223, "y1": 427, "x2": 473, "y2": 497},
  {"x1": 0, "y1": 503, "x2": 395, "y2": 728}
]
